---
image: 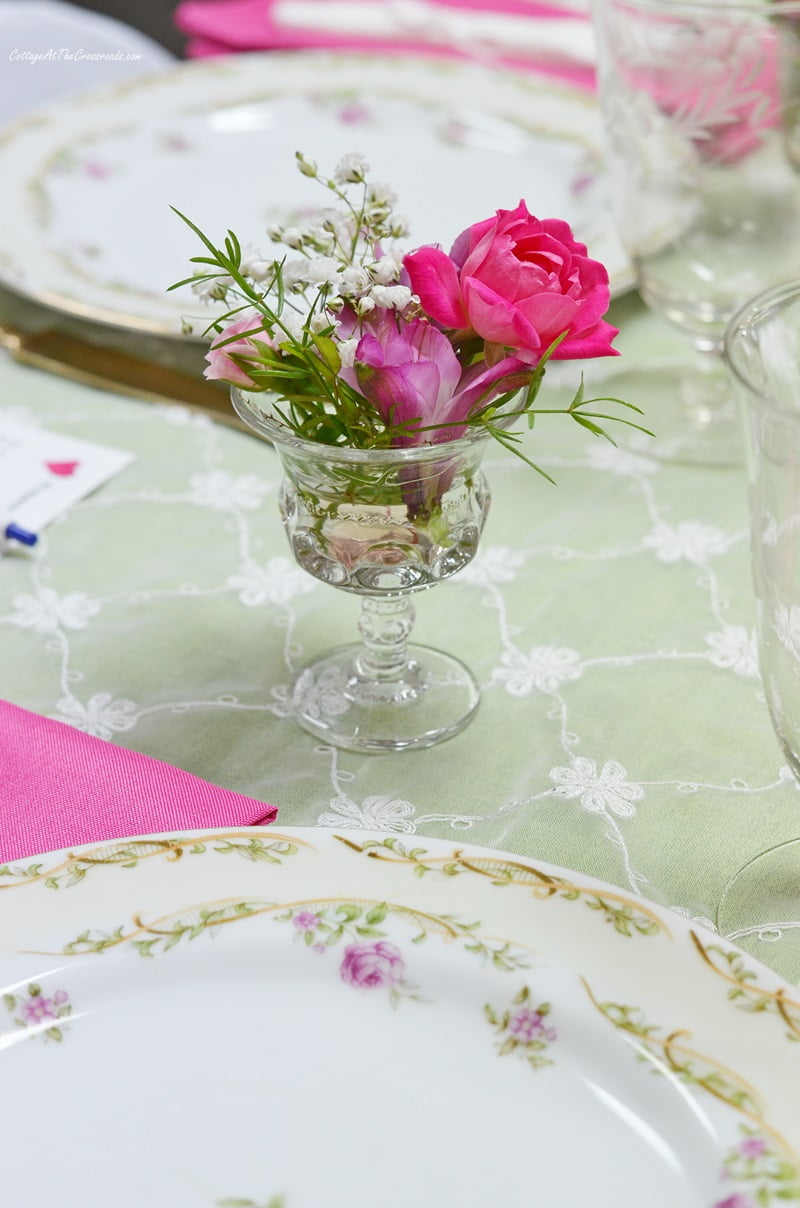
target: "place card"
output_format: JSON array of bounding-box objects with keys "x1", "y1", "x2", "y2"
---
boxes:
[{"x1": 0, "y1": 420, "x2": 134, "y2": 546}]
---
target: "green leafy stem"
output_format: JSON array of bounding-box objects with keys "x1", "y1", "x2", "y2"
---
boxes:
[{"x1": 336, "y1": 836, "x2": 665, "y2": 941}]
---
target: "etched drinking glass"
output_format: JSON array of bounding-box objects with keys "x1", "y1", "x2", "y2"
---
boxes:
[
  {"x1": 590, "y1": 0, "x2": 800, "y2": 464},
  {"x1": 719, "y1": 280, "x2": 800, "y2": 972},
  {"x1": 232, "y1": 388, "x2": 494, "y2": 753}
]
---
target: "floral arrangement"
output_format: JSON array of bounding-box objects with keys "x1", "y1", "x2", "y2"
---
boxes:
[{"x1": 172, "y1": 151, "x2": 644, "y2": 480}]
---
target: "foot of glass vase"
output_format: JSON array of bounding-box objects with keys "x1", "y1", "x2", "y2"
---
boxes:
[{"x1": 290, "y1": 643, "x2": 481, "y2": 752}]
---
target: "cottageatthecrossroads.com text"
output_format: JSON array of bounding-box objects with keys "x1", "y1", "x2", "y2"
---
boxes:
[{"x1": 9, "y1": 49, "x2": 143, "y2": 64}]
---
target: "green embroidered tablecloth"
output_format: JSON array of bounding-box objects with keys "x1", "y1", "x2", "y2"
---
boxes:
[{"x1": 3, "y1": 292, "x2": 799, "y2": 984}]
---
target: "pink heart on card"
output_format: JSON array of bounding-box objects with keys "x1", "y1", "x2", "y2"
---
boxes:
[{"x1": 45, "y1": 460, "x2": 80, "y2": 477}]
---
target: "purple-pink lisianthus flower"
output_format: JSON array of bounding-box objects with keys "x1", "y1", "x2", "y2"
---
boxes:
[
  {"x1": 404, "y1": 201, "x2": 619, "y2": 365},
  {"x1": 340, "y1": 311, "x2": 528, "y2": 446}
]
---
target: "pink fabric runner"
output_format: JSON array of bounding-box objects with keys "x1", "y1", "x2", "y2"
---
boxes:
[
  {"x1": 174, "y1": 0, "x2": 595, "y2": 90},
  {"x1": 0, "y1": 699, "x2": 277, "y2": 863}
]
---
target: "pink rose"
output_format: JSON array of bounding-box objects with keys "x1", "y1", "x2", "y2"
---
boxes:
[
  {"x1": 340, "y1": 940, "x2": 405, "y2": 989},
  {"x1": 404, "y1": 201, "x2": 619, "y2": 364},
  {"x1": 204, "y1": 311, "x2": 271, "y2": 389}
]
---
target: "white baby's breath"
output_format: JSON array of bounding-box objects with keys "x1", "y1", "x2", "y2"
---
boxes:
[
  {"x1": 281, "y1": 258, "x2": 312, "y2": 289},
  {"x1": 305, "y1": 256, "x2": 343, "y2": 286},
  {"x1": 282, "y1": 226, "x2": 304, "y2": 250},
  {"x1": 191, "y1": 274, "x2": 232, "y2": 301},
  {"x1": 370, "y1": 284, "x2": 413, "y2": 311},
  {"x1": 241, "y1": 255, "x2": 273, "y2": 283},
  {"x1": 338, "y1": 337, "x2": 360, "y2": 368},
  {"x1": 340, "y1": 265, "x2": 371, "y2": 294},
  {"x1": 371, "y1": 255, "x2": 402, "y2": 285},
  {"x1": 366, "y1": 181, "x2": 397, "y2": 208},
  {"x1": 334, "y1": 151, "x2": 370, "y2": 184},
  {"x1": 178, "y1": 146, "x2": 637, "y2": 466}
]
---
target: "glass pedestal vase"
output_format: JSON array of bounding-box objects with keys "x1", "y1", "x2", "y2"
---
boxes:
[{"x1": 232, "y1": 389, "x2": 493, "y2": 753}]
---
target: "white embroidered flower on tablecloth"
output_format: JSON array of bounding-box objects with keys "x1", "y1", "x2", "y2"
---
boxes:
[
  {"x1": 493, "y1": 646, "x2": 581, "y2": 695},
  {"x1": 188, "y1": 470, "x2": 270, "y2": 511},
  {"x1": 50, "y1": 693, "x2": 137, "y2": 740},
  {"x1": 705, "y1": 625, "x2": 759, "y2": 678},
  {"x1": 774, "y1": 604, "x2": 800, "y2": 660},
  {"x1": 292, "y1": 667, "x2": 350, "y2": 720},
  {"x1": 456, "y1": 545, "x2": 525, "y2": 585},
  {"x1": 8, "y1": 588, "x2": 99, "y2": 633},
  {"x1": 550, "y1": 757, "x2": 643, "y2": 817},
  {"x1": 584, "y1": 441, "x2": 657, "y2": 477},
  {"x1": 318, "y1": 794, "x2": 416, "y2": 832},
  {"x1": 228, "y1": 557, "x2": 315, "y2": 606},
  {"x1": 643, "y1": 521, "x2": 728, "y2": 564},
  {"x1": 154, "y1": 403, "x2": 211, "y2": 429}
]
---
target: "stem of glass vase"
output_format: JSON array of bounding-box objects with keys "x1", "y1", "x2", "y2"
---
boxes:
[
  {"x1": 290, "y1": 591, "x2": 481, "y2": 753},
  {"x1": 354, "y1": 595, "x2": 415, "y2": 684}
]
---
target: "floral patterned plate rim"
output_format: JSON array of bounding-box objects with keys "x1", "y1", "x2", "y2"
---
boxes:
[
  {"x1": 1, "y1": 824, "x2": 795, "y2": 1208},
  {"x1": 0, "y1": 50, "x2": 632, "y2": 337}
]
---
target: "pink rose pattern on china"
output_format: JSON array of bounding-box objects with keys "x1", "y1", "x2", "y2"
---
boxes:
[
  {"x1": 340, "y1": 940, "x2": 405, "y2": 989},
  {"x1": 280, "y1": 902, "x2": 425, "y2": 1005}
]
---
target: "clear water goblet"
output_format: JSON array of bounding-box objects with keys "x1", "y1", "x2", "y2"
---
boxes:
[
  {"x1": 590, "y1": 0, "x2": 800, "y2": 465},
  {"x1": 719, "y1": 279, "x2": 800, "y2": 974}
]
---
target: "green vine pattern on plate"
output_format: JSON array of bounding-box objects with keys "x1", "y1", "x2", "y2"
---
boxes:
[
  {"x1": 713, "y1": 1125, "x2": 800, "y2": 1207},
  {"x1": 485, "y1": 984, "x2": 558, "y2": 1070},
  {"x1": 0, "y1": 833, "x2": 303, "y2": 892},
  {"x1": 336, "y1": 835, "x2": 666, "y2": 940},
  {"x1": 691, "y1": 931, "x2": 800, "y2": 1043},
  {"x1": 582, "y1": 979, "x2": 800, "y2": 1191},
  {"x1": 3, "y1": 982, "x2": 72, "y2": 1042},
  {"x1": 53, "y1": 895, "x2": 532, "y2": 1002},
  {"x1": 217, "y1": 1197, "x2": 285, "y2": 1208}
]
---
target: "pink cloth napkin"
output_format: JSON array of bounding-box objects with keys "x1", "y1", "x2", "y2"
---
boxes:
[
  {"x1": 0, "y1": 699, "x2": 277, "y2": 863},
  {"x1": 174, "y1": 0, "x2": 595, "y2": 90}
]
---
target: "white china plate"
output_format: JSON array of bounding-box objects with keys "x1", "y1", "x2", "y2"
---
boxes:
[
  {"x1": 0, "y1": 51, "x2": 631, "y2": 338},
  {"x1": 0, "y1": 826, "x2": 796, "y2": 1206}
]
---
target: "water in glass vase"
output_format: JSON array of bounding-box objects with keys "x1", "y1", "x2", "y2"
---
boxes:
[{"x1": 232, "y1": 388, "x2": 494, "y2": 752}]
